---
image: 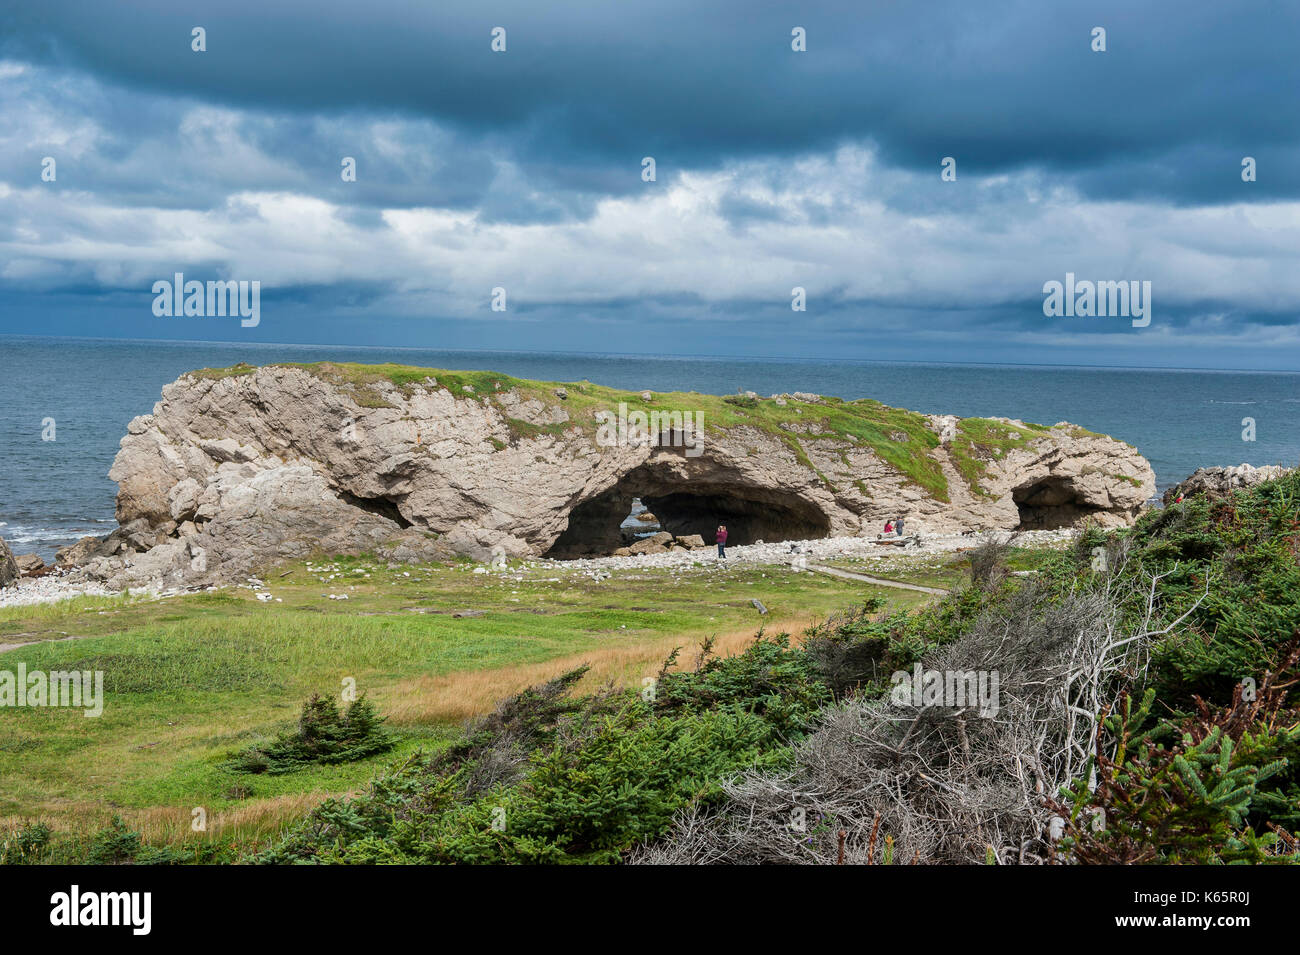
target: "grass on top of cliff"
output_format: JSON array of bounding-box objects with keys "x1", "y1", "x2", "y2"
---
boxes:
[
  {"x1": 188, "y1": 361, "x2": 1059, "y2": 499},
  {"x1": 0, "y1": 554, "x2": 936, "y2": 852},
  {"x1": 950, "y1": 418, "x2": 1053, "y2": 497}
]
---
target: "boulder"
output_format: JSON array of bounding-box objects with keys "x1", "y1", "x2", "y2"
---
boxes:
[
  {"x1": 676, "y1": 534, "x2": 707, "y2": 549},
  {"x1": 1163, "y1": 464, "x2": 1292, "y2": 506},
  {"x1": 57, "y1": 535, "x2": 108, "y2": 567},
  {"x1": 629, "y1": 540, "x2": 669, "y2": 555},
  {"x1": 0, "y1": 536, "x2": 17, "y2": 588},
  {"x1": 629, "y1": 532, "x2": 673, "y2": 555},
  {"x1": 14, "y1": 554, "x2": 45, "y2": 575}
]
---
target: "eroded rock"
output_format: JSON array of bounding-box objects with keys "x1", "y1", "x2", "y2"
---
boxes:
[{"x1": 70, "y1": 364, "x2": 1155, "y2": 586}]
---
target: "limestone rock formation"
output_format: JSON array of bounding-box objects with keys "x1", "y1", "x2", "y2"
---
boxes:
[
  {"x1": 0, "y1": 536, "x2": 17, "y2": 589},
  {"x1": 1163, "y1": 463, "x2": 1293, "y2": 505},
  {"x1": 69, "y1": 363, "x2": 1155, "y2": 588}
]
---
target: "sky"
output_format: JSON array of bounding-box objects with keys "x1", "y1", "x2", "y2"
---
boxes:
[{"x1": 1, "y1": 1, "x2": 1298, "y2": 369}]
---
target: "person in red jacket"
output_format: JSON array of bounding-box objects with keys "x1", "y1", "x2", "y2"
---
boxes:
[
  {"x1": 716, "y1": 524, "x2": 728, "y2": 559},
  {"x1": 883, "y1": 520, "x2": 894, "y2": 536}
]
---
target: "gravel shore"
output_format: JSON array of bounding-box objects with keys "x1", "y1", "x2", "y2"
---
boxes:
[
  {"x1": 541, "y1": 529, "x2": 1076, "y2": 572},
  {"x1": 0, "y1": 570, "x2": 117, "y2": 609},
  {"x1": 0, "y1": 529, "x2": 1077, "y2": 609}
]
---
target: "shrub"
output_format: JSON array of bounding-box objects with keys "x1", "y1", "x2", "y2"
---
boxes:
[
  {"x1": 252, "y1": 636, "x2": 827, "y2": 864},
  {"x1": 0, "y1": 822, "x2": 51, "y2": 864},
  {"x1": 87, "y1": 815, "x2": 142, "y2": 865},
  {"x1": 967, "y1": 533, "x2": 1019, "y2": 591},
  {"x1": 230, "y1": 693, "x2": 393, "y2": 774},
  {"x1": 1047, "y1": 639, "x2": 1300, "y2": 864},
  {"x1": 653, "y1": 632, "x2": 831, "y2": 736}
]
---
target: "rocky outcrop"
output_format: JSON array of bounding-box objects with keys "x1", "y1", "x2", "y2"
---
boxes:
[
  {"x1": 0, "y1": 536, "x2": 18, "y2": 589},
  {"x1": 1163, "y1": 464, "x2": 1293, "y2": 505},
  {"x1": 70, "y1": 363, "x2": 1155, "y2": 588},
  {"x1": 13, "y1": 553, "x2": 45, "y2": 576}
]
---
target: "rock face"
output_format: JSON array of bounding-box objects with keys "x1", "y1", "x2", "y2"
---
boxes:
[
  {"x1": 74, "y1": 364, "x2": 1155, "y2": 587},
  {"x1": 1163, "y1": 464, "x2": 1293, "y2": 505},
  {"x1": 0, "y1": 536, "x2": 18, "y2": 589}
]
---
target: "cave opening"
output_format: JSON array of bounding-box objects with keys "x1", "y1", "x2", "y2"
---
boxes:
[
  {"x1": 337, "y1": 490, "x2": 413, "y2": 528},
  {"x1": 544, "y1": 469, "x2": 831, "y2": 558},
  {"x1": 1012, "y1": 477, "x2": 1101, "y2": 530}
]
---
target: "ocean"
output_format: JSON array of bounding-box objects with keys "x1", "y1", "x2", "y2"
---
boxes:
[{"x1": 1, "y1": 335, "x2": 1297, "y2": 561}]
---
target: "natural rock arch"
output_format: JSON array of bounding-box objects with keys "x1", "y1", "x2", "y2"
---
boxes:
[
  {"x1": 543, "y1": 459, "x2": 833, "y2": 557},
  {"x1": 1012, "y1": 476, "x2": 1109, "y2": 530},
  {"x1": 68, "y1": 364, "x2": 1157, "y2": 587}
]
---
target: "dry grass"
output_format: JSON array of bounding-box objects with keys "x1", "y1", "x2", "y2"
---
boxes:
[
  {"x1": 378, "y1": 616, "x2": 814, "y2": 726},
  {"x1": 0, "y1": 791, "x2": 339, "y2": 850}
]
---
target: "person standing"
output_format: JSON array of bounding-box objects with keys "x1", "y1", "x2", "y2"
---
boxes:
[
  {"x1": 716, "y1": 524, "x2": 728, "y2": 559},
  {"x1": 895, "y1": 516, "x2": 905, "y2": 537}
]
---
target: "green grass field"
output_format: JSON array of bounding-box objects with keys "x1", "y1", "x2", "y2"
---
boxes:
[{"x1": 0, "y1": 554, "x2": 938, "y2": 852}]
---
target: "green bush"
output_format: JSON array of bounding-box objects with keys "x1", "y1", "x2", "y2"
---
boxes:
[
  {"x1": 252, "y1": 635, "x2": 827, "y2": 864},
  {"x1": 87, "y1": 816, "x2": 142, "y2": 865},
  {"x1": 229, "y1": 693, "x2": 393, "y2": 775},
  {"x1": 653, "y1": 632, "x2": 831, "y2": 736},
  {"x1": 1050, "y1": 676, "x2": 1300, "y2": 864},
  {"x1": 0, "y1": 822, "x2": 51, "y2": 864}
]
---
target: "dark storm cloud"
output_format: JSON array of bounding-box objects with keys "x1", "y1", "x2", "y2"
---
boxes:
[
  {"x1": 4, "y1": 0, "x2": 1299, "y2": 203},
  {"x1": 2, "y1": 1, "x2": 1298, "y2": 368}
]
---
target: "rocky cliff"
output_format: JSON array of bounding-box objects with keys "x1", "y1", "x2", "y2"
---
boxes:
[{"x1": 62, "y1": 362, "x2": 1155, "y2": 588}]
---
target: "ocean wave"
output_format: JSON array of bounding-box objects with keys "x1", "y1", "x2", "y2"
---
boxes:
[{"x1": 0, "y1": 527, "x2": 103, "y2": 544}]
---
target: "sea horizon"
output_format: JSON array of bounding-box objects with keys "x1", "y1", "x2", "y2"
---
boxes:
[{"x1": 5, "y1": 332, "x2": 1300, "y2": 375}]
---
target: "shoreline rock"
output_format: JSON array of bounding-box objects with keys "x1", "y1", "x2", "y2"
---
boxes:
[
  {"x1": 0, "y1": 535, "x2": 18, "y2": 589},
  {"x1": 1163, "y1": 463, "x2": 1293, "y2": 505},
  {"x1": 63, "y1": 363, "x2": 1156, "y2": 588}
]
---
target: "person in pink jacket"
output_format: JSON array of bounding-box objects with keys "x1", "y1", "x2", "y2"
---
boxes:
[{"x1": 716, "y1": 524, "x2": 728, "y2": 559}]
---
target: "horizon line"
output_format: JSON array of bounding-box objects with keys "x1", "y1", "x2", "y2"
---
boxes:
[{"x1": 2, "y1": 331, "x2": 1299, "y2": 376}]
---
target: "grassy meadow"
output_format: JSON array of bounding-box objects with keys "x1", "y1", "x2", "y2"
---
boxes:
[{"x1": 0, "y1": 552, "x2": 950, "y2": 854}]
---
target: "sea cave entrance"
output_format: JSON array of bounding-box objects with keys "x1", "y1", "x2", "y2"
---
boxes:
[
  {"x1": 1012, "y1": 476, "x2": 1104, "y2": 530},
  {"x1": 543, "y1": 465, "x2": 832, "y2": 558}
]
